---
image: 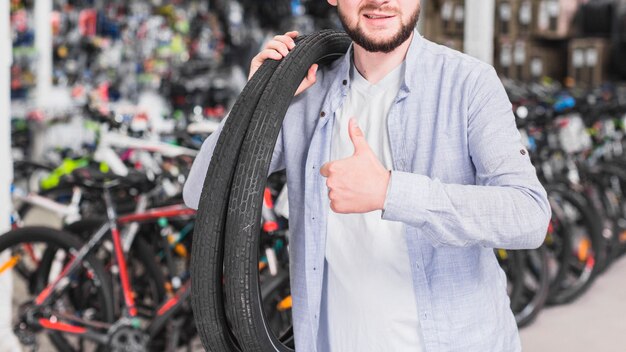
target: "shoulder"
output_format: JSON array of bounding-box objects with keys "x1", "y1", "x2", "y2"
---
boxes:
[
  {"x1": 413, "y1": 36, "x2": 498, "y2": 94},
  {"x1": 421, "y1": 37, "x2": 493, "y2": 75},
  {"x1": 289, "y1": 52, "x2": 348, "y2": 106},
  {"x1": 316, "y1": 53, "x2": 349, "y2": 88}
]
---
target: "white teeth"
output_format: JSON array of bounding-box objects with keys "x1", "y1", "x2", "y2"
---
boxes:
[{"x1": 366, "y1": 14, "x2": 388, "y2": 19}]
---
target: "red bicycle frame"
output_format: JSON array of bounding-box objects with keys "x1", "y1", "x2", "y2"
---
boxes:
[{"x1": 32, "y1": 189, "x2": 196, "y2": 338}]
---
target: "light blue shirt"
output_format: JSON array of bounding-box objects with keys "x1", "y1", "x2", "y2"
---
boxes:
[{"x1": 184, "y1": 30, "x2": 551, "y2": 352}]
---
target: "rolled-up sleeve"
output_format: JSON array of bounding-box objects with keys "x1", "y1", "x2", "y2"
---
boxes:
[{"x1": 382, "y1": 66, "x2": 550, "y2": 249}]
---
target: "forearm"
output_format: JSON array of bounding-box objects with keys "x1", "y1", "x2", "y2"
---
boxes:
[{"x1": 383, "y1": 171, "x2": 551, "y2": 249}]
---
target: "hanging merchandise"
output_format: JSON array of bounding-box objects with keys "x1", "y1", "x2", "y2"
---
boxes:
[
  {"x1": 78, "y1": 8, "x2": 97, "y2": 37},
  {"x1": 614, "y1": 0, "x2": 626, "y2": 78}
]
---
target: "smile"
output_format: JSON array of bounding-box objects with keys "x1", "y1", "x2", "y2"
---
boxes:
[{"x1": 364, "y1": 14, "x2": 395, "y2": 19}]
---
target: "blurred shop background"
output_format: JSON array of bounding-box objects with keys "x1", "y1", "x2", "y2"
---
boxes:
[{"x1": 1, "y1": 0, "x2": 626, "y2": 351}]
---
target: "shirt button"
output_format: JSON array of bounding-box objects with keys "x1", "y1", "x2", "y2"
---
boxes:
[
  {"x1": 342, "y1": 79, "x2": 347, "y2": 85},
  {"x1": 423, "y1": 313, "x2": 428, "y2": 320},
  {"x1": 320, "y1": 111, "x2": 326, "y2": 117},
  {"x1": 313, "y1": 267, "x2": 317, "y2": 271},
  {"x1": 520, "y1": 149, "x2": 527, "y2": 155}
]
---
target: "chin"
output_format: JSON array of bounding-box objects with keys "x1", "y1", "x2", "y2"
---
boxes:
[
  {"x1": 365, "y1": 34, "x2": 401, "y2": 46},
  {"x1": 361, "y1": 28, "x2": 399, "y2": 39}
]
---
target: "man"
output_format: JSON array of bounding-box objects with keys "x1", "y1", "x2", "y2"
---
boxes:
[{"x1": 184, "y1": 0, "x2": 551, "y2": 351}]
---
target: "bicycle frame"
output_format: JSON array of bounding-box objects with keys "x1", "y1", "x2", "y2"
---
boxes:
[
  {"x1": 31, "y1": 187, "x2": 196, "y2": 343},
  {"x1": 95, "y1": 125, "x2": 198, "y2": 176},
  {"x1": 11, "y1": 185, "x2": 83, "y2": 226}
]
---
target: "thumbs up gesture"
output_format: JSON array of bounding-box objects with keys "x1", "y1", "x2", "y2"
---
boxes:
[{"x1": 320, "y1": 118, "x2": 391, "y2": 214}]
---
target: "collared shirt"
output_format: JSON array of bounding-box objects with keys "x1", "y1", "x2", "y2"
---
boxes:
[
  {"x1": 319, "y1": 58, "x2": 424, "y2": 351},
  {"x1": 184, "y1": 30, "x2": 551, "y2": 352}
]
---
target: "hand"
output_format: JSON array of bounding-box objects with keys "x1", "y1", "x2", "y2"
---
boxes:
[
  {"x1": 320, "y1": 118, "x2": 391, "y2": 214},
  {"x1": 248, "y1": 31, "x2": 318, "y2": 96}
]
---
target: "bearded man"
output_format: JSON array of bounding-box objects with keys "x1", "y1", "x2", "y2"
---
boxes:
[{"x1": 184, "y1": 1, "x2": 550, "y2": 351}]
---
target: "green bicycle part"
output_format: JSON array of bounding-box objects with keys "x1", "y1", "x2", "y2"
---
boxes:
[{"x1": 40, "y1": 158, "x2": 90, "y2": 190}]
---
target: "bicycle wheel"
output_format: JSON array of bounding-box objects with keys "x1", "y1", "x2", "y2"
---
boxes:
[
  {"x1": 579, "y1": 164, "x2": 626, "y2": 272},
  {"x1": 512, "y1": 247, "x2": 550, "y2": 327},
  {"x1": 545, "y1": 186, "x2": 604, "y2": 304},
  {"x1": 260, "y1": 270, "x2": 293, "y2": 349},
  {"x1": 63, "y1": 218, "x2": 197, "y2": 350},
  {"x1": 542, "y1": 210, "x2": 573, "y2": 301},
  {"x1": 596, "y1": 162, "x2": 626, "y2": 260},
  {"x1": 495, "y1": 249, "x2": 525, "y2": 312},
  {"x1": 0, "y1": 226, "x2": 114, "y2": 352}
]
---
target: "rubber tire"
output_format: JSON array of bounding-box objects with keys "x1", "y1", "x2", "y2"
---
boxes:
[
  {"x1": 596, "y1": 161, "x2": 626, "y2": 260},
  {"x1": 545, "y1": 185, "x2": 604, "y2": 305},
  {"x1": 222, "y1": 30, "x2": 351, "y2": 352},
  {"x1": 190, "y1": 30, "x2": 350, "y2": 352},
  {"x1": 191, "y1": 51, "x2": 282, "y2": 352},
  {"x1": 541, "y1": 197, "x2": 574, "y2": 305},
  {"x1": 513, "y1": 247, "x2": 550, "y2": 327},
  {"x1": 259, "y1": 271, "x2": 293, "y2": 348},
  {"x1": 496, "y1": 249, "x2": 525, "y2": 315}
]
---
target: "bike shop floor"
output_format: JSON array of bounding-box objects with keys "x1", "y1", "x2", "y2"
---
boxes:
[{"x1": 520, "y1": 255, "x2": 626, "y2": 351}]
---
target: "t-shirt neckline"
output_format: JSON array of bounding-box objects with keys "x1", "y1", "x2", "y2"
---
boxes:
[{"x1": 350, "y1": 59, "x2": 406, "y2": 96}]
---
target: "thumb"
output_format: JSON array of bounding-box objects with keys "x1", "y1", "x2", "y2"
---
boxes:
[
  {"x1": 320, "y1": 162, "x2": 330, "y2": 177},
  {"x1": 348, "y1": 118, "x2": 368, "y2": 154}
]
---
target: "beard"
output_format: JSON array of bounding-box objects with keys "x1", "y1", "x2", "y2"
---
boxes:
[{"x1": 338, "y1": 3, "x2": 420, "y2": 53}]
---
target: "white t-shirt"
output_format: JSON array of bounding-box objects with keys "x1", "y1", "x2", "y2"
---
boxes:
[{"x1": 318, "y1": 61, "x2": 425, "y2": 351}]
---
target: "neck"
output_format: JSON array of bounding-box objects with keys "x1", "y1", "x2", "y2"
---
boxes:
[{"x1": 352, "y1": 31, "x2": 414, "y2": 85}]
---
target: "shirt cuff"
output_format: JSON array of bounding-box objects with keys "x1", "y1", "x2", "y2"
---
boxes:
[
  {"x1": 382, "y1": 170, "x2": 393, "y2": 216},
  {"x1": 381, "y1": 170, "x2": 431, "y2": 227}
]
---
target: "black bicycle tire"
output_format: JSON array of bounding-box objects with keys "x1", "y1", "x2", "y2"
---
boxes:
[
  {"x1": 222, "y1": 30, "x2": 351, "y2": 352},
  {"x1": 0, "y1": 226, "x2": 114, "y2": 351},
  {"x1": 259, "y1": 270, "x2": 293, "y2": 348},
  {"x1": 588, "y1": 164, "x2": 626, "y2": 270},
  {"x1": 513, "y1": 247, "x2": 550, "y2": 327},
  {"x1": 496, "y1": 249, "x2": 525, "y2": 317},
  {"x1": 596, "y1": 162, "x2": 626, "y2": 259},
  {"x1": 541, "y1": 190, "x2": 574, "y2": 305},
  {"x1": 545, "y1": 185, "x2": 604, "y2": 305},
  {"x1": 191, "y1": 56, "x2": 282, "y2": 352}
]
